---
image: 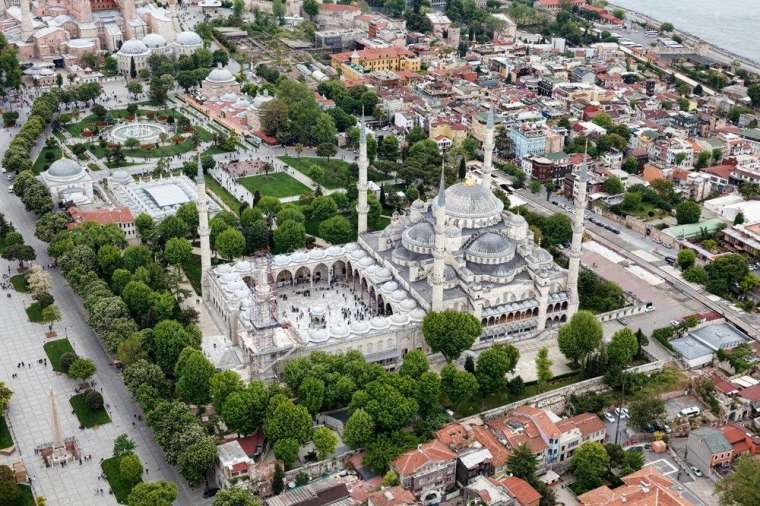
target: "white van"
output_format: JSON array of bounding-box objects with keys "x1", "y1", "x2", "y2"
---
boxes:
[{"x1": 679, "y1": 406, "x2": 700, "y2": 418}]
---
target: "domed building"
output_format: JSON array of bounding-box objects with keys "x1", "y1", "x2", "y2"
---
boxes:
[
  {"x1": 205, "y1": 110, "x2": 585, "y2": 380},
  {"x1": 40, "y1": 156, "x2": 94, "y2": 205},
  {"x1": 142, "y1": 33, "x2": 171, "y2": 55},
  {"x1": 201, "y1": 63, "x2": 240, "y2": 98},
  {"x1": 116, "y1": 38, "x2": 151, "y2": 77},
  {"x1": 173, "y1": 31, "x2": 203, "y2": 56}
]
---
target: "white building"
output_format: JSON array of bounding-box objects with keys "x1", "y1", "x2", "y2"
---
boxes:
[{"x1": 39, "y1": 157, "x2": 94, "y2": 205}]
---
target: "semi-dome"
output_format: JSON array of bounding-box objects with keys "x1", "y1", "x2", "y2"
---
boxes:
[
  {"x1": 47, "y1": 157, "x2": 83, "y2": 178},
  {"x1": 143, "y1": 33, "x2": 167, "y2": 48},
  {"x1": 444, "y1": 180, "x2": 504, "y2": 222},
  {"x1": 402, "y1": 220, "x2": 435, "y2": 249},
  {"x1": 176, "y1": 31, "x2": 202, "y2": 46},
  {"x1": 110, "y1": 170, "x2": 132, "y2": 185},
  {"x1": 119, "y1": 39, "x2": 149, "y2": 54},
  {"x1": 466, "y1": 232, "x2": 516, "y2": 263},
  {"x1": 206, "y1": 65, "x2": 235, "y2": 83}
]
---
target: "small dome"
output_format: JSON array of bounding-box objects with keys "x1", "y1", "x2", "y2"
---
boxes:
[
  {"x1": 390, "y1": 289, "x2": 407, "y2": 302},
  {"x1": 390, "y1": 313, "x2": 409, "y2": 325},
  {"x1": 143, "y1": 33, "x2": 167, "y2": 48},
  {"x1": 110, "y1": 170, "x2": 132, "y2": 185},
  {"x1": 330, "y1": 324, "x2": 350, "y2": 339},
  {"x1": 215, "y1": 264, "x2": 232, "y2": 274},
  {"x1": 309, "y1": 249, "x2": 326, "y2": 260},
  {"x1": 234, "y1": 260, "x2": 251, "y2": 272},
  {"x1": 410, "y1": 308, "x2": 426, "y2": 322},
  {"x1": 309, "y1": 329, "x2": 329, "y2": 343},
  {"x1": 206, "y1": 65, "x2": 236, "y2": 84},
  {"x1": 47, "y1": 157, "x2": 83, "y2": 178},
  {"x1": 359, "y1": 256, "x2": 374, "y2": 268},
  {"x1": 350, "y1": 321, "x2": 370, "y2": 334},
  {"x1": 176, "y1": 31, "x2": 203, "y2": 46},
  {"x1": 381, "y1": 281, "x2": 399, "y2": 293},
  {"x1": 445, "y1": 181, "x2": 504, "y2": 222},
  {"x1": 370, "y1": 316, "x2": 390, "y2": 330},
  {"x1": 325, "y1": 246, "x2": 342, "y2": 256},
  {"x1": 119, "y1": 39, "x2": 149, "y2": 55},
  {"x1": 350, "y1": 249, "x2": 367, "y2": 260},
  {"x1": 343, "y1": 243, "x2": 359, "y2": 252},
  {"x1": 400, "y1": 299, "x2": 417, "y2": 310}
]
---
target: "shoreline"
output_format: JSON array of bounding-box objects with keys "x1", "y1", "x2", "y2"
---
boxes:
[{"x1": 607, "y1": 2, "x2": 760, "y2": 74}]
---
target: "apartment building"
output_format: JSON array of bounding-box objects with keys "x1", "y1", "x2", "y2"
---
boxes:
[
  {"x1": 331, "y1": 47, "x2": 421, "y2": 80},
  {"x1": 392, "y1": 440, "x2": 457, "y2": 501}
]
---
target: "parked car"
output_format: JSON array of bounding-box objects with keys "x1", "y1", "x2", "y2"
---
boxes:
[
  {"x1": 663, "y1": 424, "x2": 672, "y2": 434},
  {"x1": 617, "y1": 317, "x2": 629, "y2": 325},
  {"x1": 691, "y1": 466, "x2": 703, "y2": 477},
  {"x1": 644, "y1": 423, "x2": 656, "y2": 433},
  {"x1": 604, "y1": 412, "x2": 616, "y2": 423},
  {"x1": 664, "y1": 257, "x2": 676, "y2": 265}
]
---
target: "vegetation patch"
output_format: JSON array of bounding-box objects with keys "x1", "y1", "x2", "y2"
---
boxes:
[
  {"x1": 32, "y1": 145, "x2": 62, "y2": 174},
  {"x1": 43, "y1": 338, "x2": 75, "y2": 372},
  {"x1": 10, "y1": 273, "x2": 29, "y2": 292},
  {"x1": 70, "y1": 393, "x2": 111, "y2": 428},
  {"x1": 238, "y1": 172, "x2": 310, "y2": 198},
  {"x1": 0, "y1": 415, "x2": 13, "y2": 449},
  {"x1": 204, "y1": 174, "x2": 241, "y2": 215},
  {"x1": 181, "y1": 254, "x2": 202, "y2": 295},
  {"x1": 102, "y1": 456, "x2": 141, "y2": 503},
  {"x1": 279, "y1": 156, "x2": 384, "y2": 189},
  {"x1": 25, "y1": 302, "x2": 43, "y2": 323},
  {"x1": 8, "y1": 484, "x2": 35, "y2": 506}
]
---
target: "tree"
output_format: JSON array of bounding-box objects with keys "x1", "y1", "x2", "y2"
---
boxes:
[
  {"x1": 175, "y1": 348, "x2": 214, "y2": 405},
  {"x1": 558, "y1": 310, "x2": 603, "y2": 366},
  {"x1": 177, "y1": 437, "x2": 217, "y2": 486},
  {"x1": 541, "y1": 213, "x2": 572, "y2": 246},
  {"x1": 747, "y1": 84, "x2": 760, "y2": 108},
  {"x1": 127, "y1": 481, "x2": 177, "y2": 506},
  {"x1": 120, "y1": 452, "x2": 144, "y2": 485},
  {"x1": 0, "y1": 464, "x2": 20, "y2": 504},
  {"x1": 628, "y1": 397, "x2": 666, "y2": 429},
  {"x1": 273, "y1": 463, "x2": 285, "y2": 495},
  {"x1": 379, "y1": 135, "x2": 400, "y2": 161},
  {"x1": 706, "y1": 253, "x2": 749, "y2": 298},
  {"x1": 399, "y1": 350, "x2": 428, "y2": 378},
  {"x1": 126, "y1": 81, "x2": 143, "y2": 99},
  {"x1": 215, "y1": 227, "x2": 245, "y2": 261},
  {"x1": 273, "y1": 220, "x2": 305, "y2": 254},
  {"x1": 152, "y1": 320, "x2": 201, "y2": 375},
  {"x1": 716, "y1": 455, "x2": 760, "y2": 506},
  {"x1": 660, "y1": 22, "x2": 673, "y2": 32},
  {"x1": 422, "y1": 310, "x2": 481, "y2": 362},
  {"x1": 570, "y1": 442, "x2": 609, "y2": 492},
  {"x1": 607, "y1": 328, "x2": 638, "y2": 368},
  {"x1": 441, "y1": 364, "x2": 479, "y2": 405},
  {"x1": 114, "y1": 433, "x2": 137, "y2": 458},
  {"x1": 265, "y1": 399, "x2": 313, "y2": 443},
  {"x1": 0, "y1": 383, "x2": 12, "y2": 412},
  {"x1": 675, "y1": 200, "x2": 701, "y2": 225},
  {"x1": 210, "y1": 370, "x2": 243, "y2": 412},
  {"x1": 506, "y1": 443, "x2": 538, "y2": 483},
  {"x1": 303, "y1": 0, "x2": 319, "y2": 17},
  {"x1": 318, "y1": 215, "x2": 352, "y2": 244},
  {"x1": 313, "y1": 426, "x2": 338, "y2": 460},
  {"x1": 476, "y1": 344, "x2": 519, "y2": 394},
  {"x1": 274, "y1": 437, "x2": 300, "y2": 466},
  {"x1": 603, "y1": 176, "x2": 624, "y2": 195},
  {"x1": 343, "y1": 408, "x2": 374, "y2": 449},
  {"x1": 298, "y1": 376, "x2": 325, "y2": 415},
  {"x1": 163, "y1": 237, "x2": 192, "y2": 267},
  {"x1": 677, "y1": 249, "x2": 696, "y2": 270},
  {"x1": 213, "y1": 487, "x2": 260, "y2": 506},
  {"x1": 27, "y1": 264, "x2": 52, "y2": 297},
  {"x1": 68, "y1": 357, "x2": 96, "y2": 380},
  {"x1": 535, "y1": 347, "x2": 553, "y2": 388},
  {"x1": 734, "y1": 211, "x2": 745, "y2": 225}
]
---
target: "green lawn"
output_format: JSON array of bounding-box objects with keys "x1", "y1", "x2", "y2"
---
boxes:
[
  {"x1": 0, "y1": 415, "x2": 13, "y2": 449},
  {"x1": 10, "y1": 273, "x2": 29, "y2": 292},
  {"x1": 102, "y1": 456, "x2": 141, "y2": 503},
  {"x1": 25, "y1": 302, "x2": 43, "y2": 323},
  {"x1": 89, "y1": 139, "x2": 197, "y2": 160},
  {"x1": 239, "y1": 172, "x2": 310, "y2": 198},
  {"x1": 70, "y1": 393, "x2": 111, "y2": 428},
  {"x1": 33, "y1": 145, "x2": 62, "y2": 174},
  {"x1": 182, "y1": 254, "x2": 202, "y2": 295},
  {"x1": 7, "y1": 485, "x2": 35, "y2": 506},
  {"x1": 205, "y1": 174, "x2": 241, "y2": 215},
  {"x1": 44, "y1": 338, "x2": 75, "y2": 372},
  {"x1": 279, "y1": 156, "x2": 384, "y2": 189}
]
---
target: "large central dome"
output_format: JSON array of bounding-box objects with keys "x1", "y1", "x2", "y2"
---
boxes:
[{"x1": 444, "y1": 180, "x2": 504, "y2": 225}]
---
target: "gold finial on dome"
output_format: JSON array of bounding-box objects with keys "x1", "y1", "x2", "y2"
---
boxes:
[{"x1": 463, "y1": 173, "x2": 476, "y2": 186}]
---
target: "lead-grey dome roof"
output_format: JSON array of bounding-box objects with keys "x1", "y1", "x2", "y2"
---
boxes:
[
  {"x1": 444, "y1": 181, "x2": 504, "y2": 221},
  {"x1": 402, "y1": 221, "x2": 435, "y2": 248},
  {"x1": 206, "y1": 65, "x2": 235, "y2": 83},
  {"x1": 142, "y1": 33, "x2": 167, "y2": 48},
  {"x1": 467, "y1": 232, "x2": 515, "y2": 258},
  {"x1": 47, "y1": 157, "x2": 83, "y2": 178},
  {"x1": 119, "y1": 39, "x2": 149, "y2": 54}
]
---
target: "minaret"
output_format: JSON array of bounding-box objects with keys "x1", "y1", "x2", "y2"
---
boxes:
[
  {"x1": 356, "y1": 113, "x2": 369, "y2": 236},
  {"x1": 20, "y1": 0, "x2": 33, "y2": 41},
  {"x1": 567, "y1": 142, "x2": 588, "y2": 316},
  {"x1": 482, "y1": 105, "x2": 495, "y2": 188},
  {"x1": 251, "y1": 261, "x2": 275, "y2": 329},
  {"x1": 431, "y1": 163, "x2": 446, "y2": 312},
  {"x1": 196, "y1": 152, "x2": 212, "y2": 291}
]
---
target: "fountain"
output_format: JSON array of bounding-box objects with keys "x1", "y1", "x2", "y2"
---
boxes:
[{"x1": 109, "y1": 116, "x2": 168, "y2": 145}]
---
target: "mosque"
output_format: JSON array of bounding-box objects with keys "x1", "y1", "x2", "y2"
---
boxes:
[
  {"x1": 200, "y1": 109, "x2": 588, "y2": 380},
  {"x1": 1, "y1": 0, "x2": 185, "y2": 65}
]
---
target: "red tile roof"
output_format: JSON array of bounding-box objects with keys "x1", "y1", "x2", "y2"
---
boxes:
[
  {"x1": 578, "y1": 466, "x2": 694, "y2": 506},
  {"x1": 436, "y1": 422, "x2": 472, "y2": 448},
  {"x1": 500, "y1": 476, "x2": 541, "y2": 506},
  {"x1": 68, "y1": 206, "x2": 133, "y2": 226},
  {"x1": 367, "y1": 486, "x2": 416, "y2": 506},
  {"x1": 557, "y1": 413, "x2": 605, "y2": 439},
  {"x1": 472, "y1": 426, "x2": 510, "y2": 468},
  {"x1": 393, "y1": 440, "x2": 456, "y2": 476},
  {"x1": 319, "y1": 3, "x2": 360, "y2": 13},
  {"x1": 738, "y1": 383, "x2": 760, "y2": 401},
  {"x1": 702, "y1": 164, "x2": 734, "y2": 180}
]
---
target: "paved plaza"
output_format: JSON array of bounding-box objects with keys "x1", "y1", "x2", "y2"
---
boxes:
[{"x1": 276, "y1": 281, "x2": 379, "y2": 331}]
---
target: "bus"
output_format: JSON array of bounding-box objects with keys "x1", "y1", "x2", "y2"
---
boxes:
[{"x1": 678, "y1": 406, "x2": 700, "y2": 418}]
